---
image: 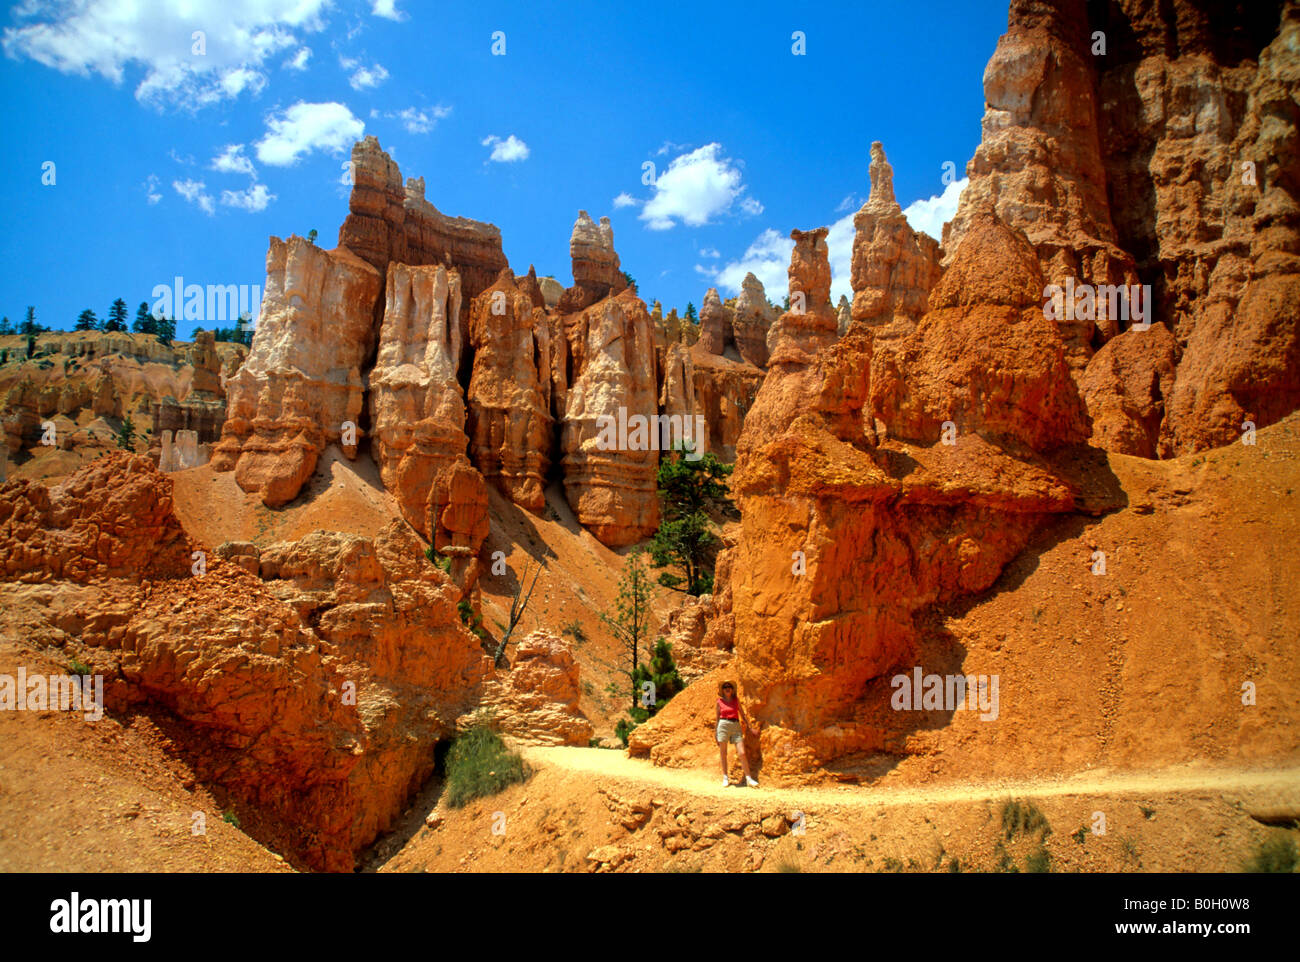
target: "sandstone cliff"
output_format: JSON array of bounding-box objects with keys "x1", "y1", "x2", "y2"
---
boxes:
[{"x1": 211, "y1": 236, "x2": 382, "y2": 507}]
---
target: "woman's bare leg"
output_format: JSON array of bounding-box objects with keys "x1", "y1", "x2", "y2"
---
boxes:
[{"x1": 719, "y1": 740, "x2": 729, "y2": 777}]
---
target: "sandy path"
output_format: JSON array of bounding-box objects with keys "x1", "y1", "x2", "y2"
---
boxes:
[{"x1": 521, "y1": 746, "x2": 1300, "y2": 813}]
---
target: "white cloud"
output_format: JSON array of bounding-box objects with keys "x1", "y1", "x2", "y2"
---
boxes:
[
  {"x1": 639, "y1": 144, "x2": 760, "y2": 231},
  {"x1": 371, "y1": 0, "x2": 406, "y2": 20},
  {"x1": 612, "y1": 192, "x2": 639, "y2": 209},
  {"x1": 827, "y1": 210, "x2": 856, "y2": 304},
  {"x1": 220, "y1": 183, "x2": 276, "y2": 212},
  {"x1": 656, "y1": 140, "x2": 688, "y2": 157},
  {"x1": 835, "y1": 193, "x2": 860, "y2": 213},
  {"x1": 2, "y1": 0, "x2": 330, "y2": 111},
  {"x1": 701, "y1": 228, "x2": 793, "y2": 298},
  {"x1": 382, "y1": 105, "x2": 450, "y2": 134},
  {"x1": 699, "y1": 247, "x2": 720, "y2": 259},
  {"x1": 481, "y1": 134, "x2": 529, "y2": 163},
  {"x1": 144, "y1": 173, "x2": 161, "y2": 205},
  {"x1": 255, "y1": 101, "x2": 364, "y2": 166},
  {"x1": 173, "y1": 178, "x2": 215, "y2": 215},
  {"x1": 343, "y1": 58, "x2": 389, "y2": 90},
  {"x1": 284, "y1": 47, "x2": 312, "y2": 71},
  {"x1": 902, "y1": 177, "x2": 968, "y2": 241},
  {"x1": 211, "y1": 144, "x2": 255, "y2": 177}
]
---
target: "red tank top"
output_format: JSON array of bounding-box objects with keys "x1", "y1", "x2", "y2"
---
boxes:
[{"x1": 717, "y1": 696, "x2": 739, "y2": 720}]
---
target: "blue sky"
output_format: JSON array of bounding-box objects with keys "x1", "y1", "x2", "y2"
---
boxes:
[{"x1": 0, "y1": 0, "x2": 1007, "y2": 334}]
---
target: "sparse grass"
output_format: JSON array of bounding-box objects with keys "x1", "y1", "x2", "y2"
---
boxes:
[
  {"x1": 562, "y1": 620, "x2": 588, "y2": 645},
  {"x1": 775, "y1": 860, "x2": 802, "y2": 873},
  {"x1": 881, "y1": 857, "x2": 903, "y2": 873},
  {"x1": 1139, "y1": 806, "x2": 1155, "y2": 820},
  {"x1": 1071, "y1": 826, "x2": 1089, "y2": 845},
  {"x1": 1001, "y1": 799, "x2": 1051, "y2": 840},
  {"x1": 1026, "y1": 844, "x2": 1052, "y2": 873},
  {"x1": 993, "y1": 842, "x2": 1019, "y2": 873},
  {"x1": 1244, "y1": 835, "x2": 1297, "y2": 873},
  {"x1": 66, "y1": 658, "x2": 91, "y2": 676},
  {"x1": 1120, "y1": 835, "x2": 1140, "y2": 866},
  {"x1": 444, "y1": 724, "x2": 530, "y2": 808},
  {"x1": 947, "y1": 858, "x2": 962, "y2": 873}
]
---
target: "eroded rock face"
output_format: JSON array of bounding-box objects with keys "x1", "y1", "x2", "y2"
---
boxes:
[
  {"x1": 943, "y1": 2, "x2": 1138, "y2": 368},
  {"x1": 369, "y1": 263, "x2": 471, "y2": 540},
  {"x1": 558, "y1": 211, "x2": 628, "y2": 314},
  {"x1": 560, "y1": 287, "x2": 660, "y2": 546},
  {"x1": 158, "y1": 429, "x2": 210, "y2": 472},
  {"x1": 944, "y1": 0, "x2": 1300, "y2": 452},
  {"x1": 698, "y1": 288, "x2": 736, "y2": 357},
  {"x1": 0, "y1": 455, "x2": 598, "y2": 871},
  {"x1": 1080, "y1": 323, "x2": 1179, "y2": 458},
  {"x1": 850, "y1": 143, "x2": 943, "y2": 352},
  {"x1": 639, "y1": 214, "x2": 1096, "y2": 772},
  {"x1": 0, "y1": 452, "x2": 192, "y2": 582},
  {"x1": 764, "y1": 228, "x2": 839, "y2": 370},
  {"x1": 338, "y1": 136, "x2": 509, "y2": 300},
  {"x1": 211, "y1": 236, "x2": 382, "y2": 507},
  {"x1": 732, "y1": 273, "x2": 776, "y2": 368},
  {"x1": 467, "y1": 270, "x2": 554, "y2": 513},
  {"x1": 476, "y1": 630, "x2": 593, "y2": 745}
]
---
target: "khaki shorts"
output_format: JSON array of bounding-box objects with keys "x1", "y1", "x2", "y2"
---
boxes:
[{"x1": 716, "y1": 719, "x2": 743, "y2": 745}]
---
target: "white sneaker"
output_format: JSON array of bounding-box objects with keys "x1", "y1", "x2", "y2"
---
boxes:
[
  {"x1": 722, "y1": 776, "x2": 730, "y2": 787},
  {"x1": 745, "y1": 776, "x2": 759, "y2": 787}
]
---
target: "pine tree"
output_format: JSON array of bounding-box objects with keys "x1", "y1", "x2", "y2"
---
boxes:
[
  {"x1": 74, "y1": 309, "x2": 98, "y2": 331},
  {"x1": 104, "y1": 298, "x2": 128, "y2": 332},
  {"x1": 684, "y1": 302, "x2": 698, "y2": 324},
  {"x1": 20, "y1": 306, "x2": 46, "y2": 336},
  {"x1": 0, "y1": 316, "x2": 11, "y2": 336},
  {"x1": 599, "y1": 551, "x2": 657, "y2": 712},
  {"x1": 133, "y1": 301, "x2": 157, "y2": 335},
  {"x1": 155, "y1": 316, "x2": 176, "y2": 346},
  {"x1": 648, "y1": 447, "x2": 733, "y2": 595},
  {"x1": 115, "y1": 414, "x2": 136, "y2": 451}
]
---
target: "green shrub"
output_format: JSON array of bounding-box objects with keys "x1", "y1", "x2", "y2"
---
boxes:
[
  {"x1": 424, "y1": 545, "x2": 452, "y2": 573},
  {"x1": 561, "y1": 619, "x2": 588, "y2": 645},
  {"x1": 67, "y1": 658, "x2": 91, "y2": 675},
  {"x1": 222, "y1": 811, "x2": 241, "y2": 828},
  {"x1": 1244, "y1": 835, "x2": 1298, "y2": 873},
  {"x1": 444, "y1": 724, "x2": 530, "y2": 808}
]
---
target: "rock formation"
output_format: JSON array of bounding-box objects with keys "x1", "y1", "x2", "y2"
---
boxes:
[
  {"x1": 337, "y1": 137, "x2": 509, "y2": 300},
  {"x1": 477, "y1": 629, "x2": 593, "y2": 745},
  {"x1": 0, "y1": 454, "x2": 593, "y2": 870},
  {"x1": 944, "y1": 0, "x2": 1300, "y2": 452},
  {"x1": 557, "y1": 211, "x2": 628, "y2": 314},
  {"x1": 211, "y1": 236, "x2": 382, "y2": 507},
  {"x1": 368, "y1": 262, "x2": 475, "y2": 542},
  {"x1": 559, "y1": 287, "x2": 660, "y2": 546},
  {"x1": 732, "y1": 273, "x2": 776, "y2": 368},
  {"x1": 849, "y1": 142, "x2": 942, "y2": 357},
  {"x1": 467, "y1": 269, "x2": 555, "y2": 513},
  {"x1": 697, "y1": 288, "x2": 736, "y2": 358},
  {"x1": 637, "y1": 213, "x2": 1098, "y2": 772},
  {"x1": 158, "y1": 429, "x2": 209, "y2": 471}
]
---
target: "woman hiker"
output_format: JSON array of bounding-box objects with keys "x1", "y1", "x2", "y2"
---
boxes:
[{"x1": 715, "y1": 680, "x2": 759, "y2": 787}]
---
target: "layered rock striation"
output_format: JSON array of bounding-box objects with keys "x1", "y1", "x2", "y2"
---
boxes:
[{"x1": 211, "y1": 236, "x2": 382, "y2": 507}]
